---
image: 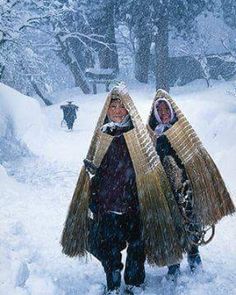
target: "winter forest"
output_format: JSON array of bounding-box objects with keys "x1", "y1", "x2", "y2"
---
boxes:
[
  {"x1": 1, "y1": 0, "x2": 236, "y2": 295},
  {"x1": 1, "y1": 0, "x2": 236, "y2": 97}
]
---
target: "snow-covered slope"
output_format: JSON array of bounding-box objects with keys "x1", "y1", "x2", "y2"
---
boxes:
[
  {"x1": 0, "y1": 83, "x2": 45, "y2": 145},
  {"x1": 0, "y1": 83, "x2": 46, "y2": 162},
  {"x1": 0, "y1": 80, "x2": 235, "y2": 295}
]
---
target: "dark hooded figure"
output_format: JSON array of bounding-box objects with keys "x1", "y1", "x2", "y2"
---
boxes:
[
  {"x1": 60, "y1": 101, "x2": 78, "y2": 130},
  {"x1": 61, "y1": 87, "x2": 185, "y2": 294},
  {"x1": 87, "y1": 97, "x2": 145, "y2": 295},
  {"x1": 147, "y1": 89, "x2": 235, "y2": 280},
  {"x1": 150, "y1": 96, "x2": 201, "y2": 278}
]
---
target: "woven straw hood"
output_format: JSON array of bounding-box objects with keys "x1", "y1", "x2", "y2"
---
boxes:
[
  {"x1": 147, "y1": 89, "x2": 235, "y2": 227},
  {"x1": 61, "y1": 85, "x2": 185, "y2": 266}
]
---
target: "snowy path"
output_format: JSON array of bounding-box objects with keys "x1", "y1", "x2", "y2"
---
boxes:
[
  {"x1": 1, "y1": 81, "x2": 236, "y2": 294},
  {"x1": 1, "y1": 156, "x2": 235, "y2": 295}
]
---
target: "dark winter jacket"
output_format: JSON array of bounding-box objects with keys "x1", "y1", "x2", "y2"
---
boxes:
[
  {"x1": 156, "y1": 134, "x2": 187, "y2": 179},
  {"x1": 60, "y1": 104, "x2": 78, "y2": 121},
  {"x1": 89, "y1": 125, "x2": 140, "y2": 216}
]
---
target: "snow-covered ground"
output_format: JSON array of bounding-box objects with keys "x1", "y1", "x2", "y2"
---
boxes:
[{"x1": 0, "y1": 80, "x2": 236, "y2": 295}]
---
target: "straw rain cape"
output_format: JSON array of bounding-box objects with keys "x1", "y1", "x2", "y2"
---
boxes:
[
  {"x1": 147, "y1": 89, "x2": 235, "y2": 228},
  {"x1": 61, "y1": 86, "x2": 184, "y2": 266}
]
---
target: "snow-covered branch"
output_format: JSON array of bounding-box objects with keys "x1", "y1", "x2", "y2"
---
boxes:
[{"x1": 221, "y1": 38, "x2": 236, "y2": 59}]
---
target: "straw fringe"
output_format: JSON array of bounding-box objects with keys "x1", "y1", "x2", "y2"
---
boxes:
[
  {"x1": 61, "y1": 92, "x2": 116, "y2": 258},
  {"x1": 61, "y1": 87, "x2": 186, "y2": 266},
  {"x1": 124, "y1": 130, "x2": 184, "y2": 266},
  {"x1": 148, "y1": 89, "x2": 235, "y2": 227},
  {"x1": 61, "y1": 167, "x2": 90, "y2": 257},
  {"x1": 61, "y1": 132, "x2": 114, "y2": 257},
  {"x1": 184, "y1": 148, "x2": 235, "y2": 225}
]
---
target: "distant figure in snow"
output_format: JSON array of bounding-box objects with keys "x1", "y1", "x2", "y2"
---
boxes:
[{"x1": 60, "y1": 101, "x2": 78, "y2": 130}]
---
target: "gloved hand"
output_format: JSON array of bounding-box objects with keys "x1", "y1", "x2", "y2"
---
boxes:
[
  {"x1": 83, "y1": 159, "x2": 98, "y2": 176},
  {"x1": 101, "y1": 122, "x2": 118, "y2": 134}
]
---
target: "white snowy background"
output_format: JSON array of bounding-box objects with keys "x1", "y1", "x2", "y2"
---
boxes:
[{"x1": 0, "y1": 80, "x2": 236, "y2": 295}]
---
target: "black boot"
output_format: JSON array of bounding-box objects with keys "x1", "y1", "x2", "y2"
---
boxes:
[
  {"x1": 187, "y1": 252, "x2": 202, "y2": 272},
  {"x1": 106, "y1": 269, "x2": 121, "y2": 293},
  {"x1": 166, "y1": 264, "x2": 180, "y2": 281},
  {"x1": 187, "y1": 245, "x2": 202, "y2": 272}
]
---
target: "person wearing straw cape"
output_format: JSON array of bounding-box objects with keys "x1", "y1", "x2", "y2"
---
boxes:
[
  {"x1": 147, "y1": 89, "x2": 235, "y2": 279},
  {"x1": 61, "y1": 85, "x2": 184, "y2": 294}
]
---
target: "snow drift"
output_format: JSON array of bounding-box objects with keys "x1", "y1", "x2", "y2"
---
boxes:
[{"x1": 0, "y1": 83, "x2": 46, "y2": 161}]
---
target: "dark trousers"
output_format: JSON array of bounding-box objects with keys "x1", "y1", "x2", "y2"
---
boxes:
[
  {"x1": 65, "y1": 118, "x2": 75, "y2": 130},
  {"x1": 88, "y1": 212, "x2": 145, "y2": 289},
  {"x1": 168, "y1": 183, "x2": 201, "y2": 271}
]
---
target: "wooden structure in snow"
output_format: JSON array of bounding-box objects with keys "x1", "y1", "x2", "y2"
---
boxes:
[{"x1": 85, "y1": 68, "x2": 117, "y2": 94}]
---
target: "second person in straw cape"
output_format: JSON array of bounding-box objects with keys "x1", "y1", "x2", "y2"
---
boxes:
[
  {"x1": 147, "y1": 89, "x2": 235, "y2": 278},
  {"x1": 61, "y1": 85, "x2": 184, "y2": 294}
]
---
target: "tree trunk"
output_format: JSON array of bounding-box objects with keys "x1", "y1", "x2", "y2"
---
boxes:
[
  {"x1": 135, "y1": 33, "x2": 152, "y2": 83},
  {"x1": 56, "y1": 35, "x2": 91, "y2": 94},
  {"x1": 97, "y1": 0, "x2": 119, "y2": 72},
  {"x1": 20, "y1": 62, "x2": 53, "y2": 106},
  {"x1": 30, "y1": 79, "x2": 52, "y2": 106},
  {"x1": 68, "y1": 59, "x2": 91, "y2": 94},
  {"x1": 0, "y1": 65, "x2": 5, "y2": 80},
  {"x1": 134, "y1": 1, "x2": 152, "y2": 83},
  {"x1": 69, "y1": 38, "x2": 87, "y2": 72},
  {"x1": 154, "y1": 5, "x2": 170, "y2": 92}
]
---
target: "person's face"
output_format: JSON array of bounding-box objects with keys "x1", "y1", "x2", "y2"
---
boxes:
[
  {"x1": 107, "y1": 99, "x2": 128, "y2": 123},
  {"x1": 157, "y1": 101, "x2": 171, "y2": 124}
]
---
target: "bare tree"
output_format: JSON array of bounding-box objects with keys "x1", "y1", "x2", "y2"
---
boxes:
[{"x1": 0, "y1": 0, "x2": 116, "y2": 98}]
